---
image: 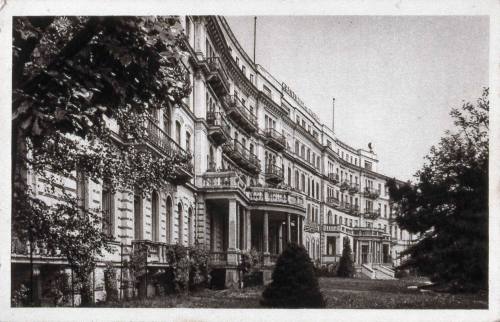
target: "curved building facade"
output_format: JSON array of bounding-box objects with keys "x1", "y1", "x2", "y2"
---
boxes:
[{"x1": 12, "y1": 16, "x2": 415, "y2": 302}]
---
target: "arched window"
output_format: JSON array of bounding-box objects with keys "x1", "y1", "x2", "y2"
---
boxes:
[
  {"x1": 151, "y1": 191, "x2": 159, "y2": 242},
  {"x1": 249, "y1": 143, "x2": 254, "y2": 155},
  {"x1": 166, "y1": 196, "x2": 172, "y2": 243},
  {"x1": 177, "y1": 203, "x2": 183, "y2": 245},
  {"x1": 301, "y1": 174, "x2": 305, "y2": 192},
  {"x1": 134, "y1": 189, "x2": 143, "y2": 240},
  {"x1": 163, "y1": 107, "x2": 171, "y2": 135},
  {"x1": 295, "y1": 170, "x2": 299, "y2": 189},
  {"x1": 188, "y1": 207, "x2": 194, "y2": 246},
  {"x1": 175, "y1": 121, "x2": 181, "y2": 145},
  {"x1": 185, "y1": 131, "x2": 191, "y2": 152}
]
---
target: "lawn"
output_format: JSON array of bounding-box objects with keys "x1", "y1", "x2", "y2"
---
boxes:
[{"x1": 99, "y1": 277, "x2": 488, "y2": 309}]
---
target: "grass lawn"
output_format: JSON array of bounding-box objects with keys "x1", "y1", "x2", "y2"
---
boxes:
[{"x1": 99, "y1": 277, "x2": 487, "y2": 309}]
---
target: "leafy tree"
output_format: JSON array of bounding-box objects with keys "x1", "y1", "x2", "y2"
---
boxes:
[
  {"x1": 12, "y1": 16, "x2": 191, "y2": 303},
  {"x1": 387, "y1": 88, "x2": 488, "y2": 292},
  {"x1": 336, "y1": 237, "x2": 355, "y2": 278},
  {"x1": 261, "y1": 243, "x2": 325, "y2": 308}
]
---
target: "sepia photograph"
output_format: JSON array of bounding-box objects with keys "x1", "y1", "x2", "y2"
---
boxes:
[{"x1": 1, "y1": 1, "x2": 498, "y2": 321}]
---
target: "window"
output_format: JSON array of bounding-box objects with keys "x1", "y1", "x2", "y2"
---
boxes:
[
  {"x1": 364, "y1": 161, "x2": 372, "y2": 171},
  {"x1": 327, "y1": 140, "x2": 331, "y2": 147},
  {"x1": 263, "y1": 85, "x2": 272, "y2": 98},
  {"x1": 178, "y1": 203, "x2": 184, "y2": 245},
  {"x1": 236, "y1": 56, "x2": 240, "y2": 66},
  {"x1": 152, "y1": 191, "x2": 159, "y2": 242},
  {"x1": 250, "y1": 74, "x2": 254, "y2": 83},
  {"x1": 163, "y1": 107, "x2": 171, "y2": 135},
  {"x1": 326, "y1": 237, "x2": 336, "y2": 255},
  {"x1": 242, "y1": 65, "x2": 246, "y2": 76},
  {"x1": 301, "y1": 174, "x2": 305, "y2": 192},
  {"x1": 295, "y1": 141, "x2": 300, "y2": 154},
  {"x1": 295, "y1": 170, "x2": 299, "y2": 189},
  {"x1": 166, "y1": 196, "x2": 172, "y2": 243},
  {"x1": 101, "y1": 181, "x2": 114, "y2": 237},
  {"x1": 185, "y1": 132, "x2": 191, "y2": 152},
  {"x1": 175, "y1": 121, "x2": 181, "y2": 145},
  {"x1": 188, "y1": 208, "x2": 194, "y2": 246},
  {"x1": 134, "y1": 189, "x2": 143, "y2": 240},
  {"x1": 288, "y1": 167, "x2": 291, "y2": 186}
]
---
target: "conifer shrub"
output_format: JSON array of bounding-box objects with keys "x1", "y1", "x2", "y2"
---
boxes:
[
  {"x1": 261, "y1": 243, "x2": 325, "y2": 308},
  {"x1": 104, "y1": 262, "x2": 118, "y2": 303},
  {"x1": 336, "y1": 237, "x2": 355, "y2": 278}
]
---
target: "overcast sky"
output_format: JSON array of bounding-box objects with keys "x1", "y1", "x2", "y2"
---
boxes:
[{"x1": 226, "y1": 16, "x2": 489, "y2": 181}]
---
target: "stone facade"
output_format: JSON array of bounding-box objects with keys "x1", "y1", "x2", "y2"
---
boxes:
[{"x1": 12, "y1": 16, "x2": 415, "y2": 303}]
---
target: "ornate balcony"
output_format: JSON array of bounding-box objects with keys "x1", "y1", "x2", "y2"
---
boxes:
[
  {"x1": 222, "y1": 139, "x2": 260, "y2": 174},
  {"x1": 328, "y1": 173, "x2": 339, "y2": 184},
  {"x1": 11, "y1": 235, "x2": 66, "y2": 264},
  {"x1": 340, "y1": 180, "x2": 350, "y2": 192},
  {"x1": 326, "y1": 196, "x2": 340, "y2": 207},
  {"x1": 348, "y1": 183, "x2": 360, "y2": 194},
  {"x1": 265, "y1": 164, "x2": 284, "y2": 185},
  {"x1": 131, "y1": 240, "x2": 176, "y2": 268},
  {"x1": 264, "y1": 128, "x2": 286, "y2": 151},
  {"x1": 348, "y1": 204, "x2": 361, "y2": 216},
  {"x1": 322, "y1": 224, "x2": 354, "y2": 235},
  {"x1": 207, "y1": 111, "x2": 230, "y2": 146},
  {"x1": 224, "y1": 95, "x2": 258, "y2": 133},
  {"x1": 246, "y1": 186, "x2": 305, "y2": 210},
  {"x1": 209, "y1": 251, "x2": 228, "y2": 267},
  {"x1": 201, "y1": 171, "x2": 247, "y2": 191},
  {"x1": 133, "y1": 118, "x2": 194, "y2": 185},
  {"x1": 364, "y1": 187, "x2": 381, "y2": 199},
  {"x1": 353, "y1": 227, "x2": 390, "y2": 240},
  {"x1": 205, "y1": 57, "x2": 230, "y2": 96},
  {"x1": 364, "y1": 208, "x2": 381, "y2": 220}
]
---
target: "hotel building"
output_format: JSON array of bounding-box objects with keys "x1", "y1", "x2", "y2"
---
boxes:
[{"x1": 12, "y1": 16, "x2": 415, "y2": 302}]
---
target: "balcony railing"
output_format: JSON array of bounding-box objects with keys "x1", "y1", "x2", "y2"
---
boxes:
[
  {"x1": 364, "y1": 187, "x2": 381, "y2": 199},
  {"x1": 364, "y1": 208, "x2": 381, "y2": 220},
  {"x1": 328, "y1": 173, "x2": 339, "y2": 184},
  {"x1": 265, "y1": 164, "x2": 284, "y2": 184},
  {"x1": 201, "y1": 171, "x2": 247, "y2": 191},
  {"x1": 348, "y1": 183, "x2": 360, "y2": 194},
  {"x1": 209, "y1": 251, "x2": 228, "y2": 266},
  {"x1": 322, "y1": 224, "x2": 354, "y2": 235},
  {"x1": 142, "y1": 118, "x2": 194, "y2": 184},
  {"x1": 353, "y1": 227, "x2": 390, "y2": 240},
  {"x1": 206, "y1": 111, "x2": 230, "y2": 145},
  {"x1": 224, "y1": 95, "x2": 258, "y2": 133},
  {"x1": 131, "y1": 240, "x2": 176, "y2": 267},
  {"x1": 264, "y1": 128, "x2": 286, "y2": 151},
  {"x1": 340, "y1": 180, "x2": 350, "y2": 192},
  {"x1": 205, "y1": 57, "x2": 230, "y2": 95},
  {"x1": 223, "y1": 139, "x2": 260, "y2": 174},
  {"x1": 246, "y1": 186, "x2": 305, "y2": 209},
  {"x1": 326, "y1": 196, "x2": 340, "y2": 206},
  {"x1": 11, "y1": 236, "x2": 64, "y2": 260}
]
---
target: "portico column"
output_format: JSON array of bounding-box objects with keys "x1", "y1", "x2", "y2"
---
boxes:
[
  {"x1": 246, "y1": 210, "x2": 252, "y2": 251},
  {"x1": 278, "y1": 224, "x2": 283, "y2": 253},
  {"x1": 286, "y1": 214, "x2": 291, "y2": 243},
  {"x1": 227, "y1": 200, "x2": 238, "y2": 265},
  {"x1": 263, "y1": 212, "x2": 270, "y2": 264},
  {"x1": 296, "y1": 216, "x2": 300, "y2": 244}
]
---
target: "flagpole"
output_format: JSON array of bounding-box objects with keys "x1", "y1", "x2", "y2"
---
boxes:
[{"x1": 253, "y1": 16, "x2": 257, "y2": 63}]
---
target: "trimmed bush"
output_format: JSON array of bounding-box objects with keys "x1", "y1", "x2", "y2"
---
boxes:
[
  {"x1": 261, "y1": 243, "x2": 325, "y2": 308},
  {"x1": 336, "y1": 237, "x2": 355, "y2": 278},
  {"x1": 104, "y1": 262, "x2": 118, "y2": 303}
]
